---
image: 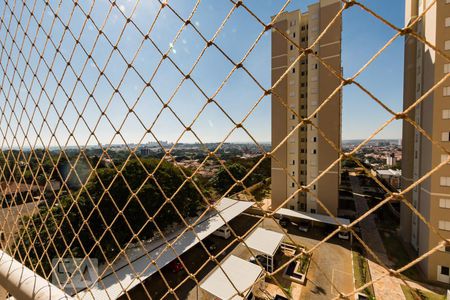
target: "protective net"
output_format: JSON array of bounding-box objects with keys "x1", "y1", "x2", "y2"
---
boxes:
[{"x1": 0, "y1": 0, "x2": 448, "y2": 299}]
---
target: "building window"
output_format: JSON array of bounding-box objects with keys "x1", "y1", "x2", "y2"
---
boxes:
[
  {"x1": 442, "y1": 132, "x2": 450, "y2": 141},
  {"x1": 292, "y1": 160, "x2": 295, "y2": 165},
  {"x1": 313, "y1": 185, "x2": 316, "y2": 190},
  {"x1": 291, "y1": 182, "x2": 295, "y2": 188},
  {"x1": 439, "y1": 265, "x2": 450, "y2": 276},
  {"x1": 313, "y1": 149, "x2": 317, "y2": 154},
  {"x1": 292, "y1": 68, "x2": 296, "y2": 74},
  {"x1": 446, "y1": 40, "x2": 450, "y2": 50},
  {"x1": 441, "y1": 245, "x2": 450, "y2": 252},
  {"x1": 313, "y1": 137, "x2": 317, "y2": 142},
  {"x1": 310, "y1": 209, "x2": 316, "y2": 213},
  {"x1": 438, "y1": 220, "x2": 450, "y2": 231},
  {"x1": 445, "y1": 64, "x2": 450, "y2": 73},
  {"x1": 292, "y1": 171, "x2": 295, "y2": 176},
  {"x1": 444, "y1": 87, "x2": 450, "y2": 96},
  {"x1": 439, "y1": 198, "x2": 450, "y2": 208},
  {"x1": 293, "y1": 32, "x2": 296, "y2": 38},
  {"x1": 300, "y1": 203, "x2": 305, "y2": 211},
  {"x1": 443, "y1": 110, "x2": 450, "y2": 119},
  {"x1": 300, "y1": 94, "x2": 305, "y2": 98},
  {"x1": 440, "y1": 177, "x2": 450, "y2": 186},
  {"x1": 446, "y1": 17, "x2": 450, "y2": 27},
  {"x1": 291, "y1": 114, "x2": 295, "y2": 120}
]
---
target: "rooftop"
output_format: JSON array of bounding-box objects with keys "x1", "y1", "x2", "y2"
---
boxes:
[
  {"x1": 200, "y1": 255, "x2": 263, "y2": 300},
  {"x1": 78, "y1": 198, "x2": 253, "y2": 300},
  {"x1": 244, "y1": 227, "x2": 284, "y2": 257}
]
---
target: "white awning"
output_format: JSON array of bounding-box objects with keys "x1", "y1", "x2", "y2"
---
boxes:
[
  {"x1": 200, "y1": 255, "x2": 263, "y2": 300},
  {"x1": 276, "y1": 208, "x2": 350, "y2": 226},
  {"x1": 244, "y1": 228, "x2": 284, "y2": 257},
  {"x1": 78, "y1": 198, "x2": 253, "y2": 300}
]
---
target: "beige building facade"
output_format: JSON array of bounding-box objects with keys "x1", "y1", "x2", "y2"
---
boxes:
[
  {"x1": 271, "y1": 0, "x2": 342, "y2": 215},
  {"x1": 401, "y1": 0, "x2": 450, "y2": 284}
]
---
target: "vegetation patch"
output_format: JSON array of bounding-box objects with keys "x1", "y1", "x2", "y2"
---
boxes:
[
  {"x1": 400, "y1": 285, "x2": 445, "y2": 300},
  {"x1": 17, "y1": 158, "x2": 204, "y2": 276},
  {"x1": 379, "y1": 231, "x2": 421, "y2": 280},
  {"x1": 352, "y1": 248, "x2": 376, "y2": 299},
  {"x1": 296, "y1": 254, "x2": 311, "y2": 274}
]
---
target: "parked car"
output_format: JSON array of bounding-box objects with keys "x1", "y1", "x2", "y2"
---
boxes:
[
  {"x1": 298, "y1": 220, "x2": 311, "y2": 232},
  {"x1": 355, "y1": 292, "x2": 370, "y2": 300},
  {"x1": 203, "y1": 239, "x2": 217, "y2": 251},
  {"x1": 323, "y1": 224, "x2": 336, "y2": 234},
  {"x1": 279, "y1": 218, "x2": 289, "y2": 228},
  {"x1": 249, "y1": 255, "x2": 270, "y2": 270},
  {"x1": 212, "y1": 225, "x2": 231, "y2": 239},
  {"x1": 170, "y1": 260, "x2": 184, "y2": 273},
  {"x1": 338, "y1": 230, "x2": 350, "y2": 240}
]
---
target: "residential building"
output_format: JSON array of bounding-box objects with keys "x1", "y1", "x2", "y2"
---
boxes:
[
  {"x1": 271, "y1": 0, "x2": 342, "y2": 215},
  {"x1": 401, "y1": 0, "x2": 450, "y2": 284},
  {"x1": 386, "y1": 152, "x2": 397, "y2": 166},
  {"x1": 376, "y1": 169, "x2": 401, "y2": 190}
]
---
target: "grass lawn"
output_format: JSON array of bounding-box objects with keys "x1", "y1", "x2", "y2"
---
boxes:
[
  {"x1": 401, "y1": 285, "x2": 446, "y2": 300},
  {"x1": 379, "y1": 230, "x2": 421, "y2": 280},
  {"x1": 352, "y1": 249, "x2": 376, "y2": 299}
]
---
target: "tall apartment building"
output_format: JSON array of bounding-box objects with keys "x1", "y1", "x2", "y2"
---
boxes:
[
  {"x1": 401, "y1": 0, "x2": 450, "y2": 284},
  {"x1": 271, "y1": 0, "x2": 342, "y2": 215}
]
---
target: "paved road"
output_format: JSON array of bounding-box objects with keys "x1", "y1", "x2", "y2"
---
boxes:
[
  {"x1": 350, "y1": 175, "x2": 389, "y2": 264},
  {"x1": 349, "y1": 174, "x2": 405, "y2": 300}
]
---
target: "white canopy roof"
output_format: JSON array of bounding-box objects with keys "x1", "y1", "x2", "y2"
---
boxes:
[
  {"x1": 200, "y1": 255, "x2": 263, "y2": 300},
  {"x1": 376, "y1": 169, "x2": 401, "y2": 176},
  {"x1": 276, "y1": 208, "x2": 350, "y2": 226},
  {"x1": 244, "y1": 227, "x2": 284, "y2": 257},
  {"x1": 78, "y1": 198, "x2": 253, "y2": 300}
]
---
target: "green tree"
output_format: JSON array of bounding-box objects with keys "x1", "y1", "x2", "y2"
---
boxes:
[
  {"x1": 209, "y1": 163, "x2": 247, "y2": 195},
  {"x1": 16, "y1": 158, "x2": 204, "y2": 276}
]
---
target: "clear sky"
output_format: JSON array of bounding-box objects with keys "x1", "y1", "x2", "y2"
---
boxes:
[{"x1": 0, "y1": 0, "x2": 406, "y2": 149}]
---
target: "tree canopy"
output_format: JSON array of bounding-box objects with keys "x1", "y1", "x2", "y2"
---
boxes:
[{"x1": 17, "y1": 158, "x2": 204, "y2": 276}]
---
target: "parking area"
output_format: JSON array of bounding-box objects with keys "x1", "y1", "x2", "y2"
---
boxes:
[
  {"x1": 119, "y1": 213, "x2": 260, "y2": 300},
  {"x1": 261, "y1": 218, "x2": 354, "y2": 299},
  {"x1": 120, "y1": 212, "x2": 354, "y2": 300}
]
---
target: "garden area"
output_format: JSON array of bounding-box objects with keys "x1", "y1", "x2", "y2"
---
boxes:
[
  {"x1": 352, "y1": 246, "x2": 376, "y2": 299},
  {"x1": 401, "y1": 285, "x2": 446, "y2": 300}
]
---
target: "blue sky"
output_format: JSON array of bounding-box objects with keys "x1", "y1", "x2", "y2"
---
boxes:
[{"x1": 0, "y1": 0, "x2": 405, "y2": 148}]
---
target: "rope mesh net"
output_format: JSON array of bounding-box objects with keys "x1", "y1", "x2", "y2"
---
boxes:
[{"x1": 0, "y1": 0, "x2": 448, "y2": 299}]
